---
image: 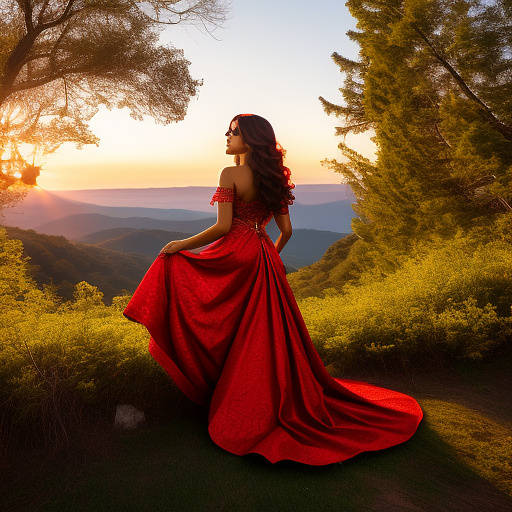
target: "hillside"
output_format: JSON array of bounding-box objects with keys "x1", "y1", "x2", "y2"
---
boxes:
[
  {"x1": 286, "y1": 233, "x2": 360, "y2": 298},
  {"x1": 33, "y1": 213, "x2": 216, "y2": 240},
  {"x1": 79, "y1": 226, "x2": 348, "y2": 267},
  {"x1": 2, "y1": 226, "x2": 153, "y2": 304},
  {"x1": 81, "y1": 228, "x2": 208, "y2": 258}
]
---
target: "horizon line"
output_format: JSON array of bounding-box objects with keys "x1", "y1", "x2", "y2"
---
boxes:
[{"x1": 41, "y1": 183, "x2": 348, "y2": 192}]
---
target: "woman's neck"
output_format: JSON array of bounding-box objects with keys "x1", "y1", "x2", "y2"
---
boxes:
[{"x1": 236, "y1": 150, "x2": 251, "y2": 166}]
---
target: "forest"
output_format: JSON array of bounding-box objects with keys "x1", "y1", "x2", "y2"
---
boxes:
[{"x1": 1, "y1": 0, "x2": 511, "y2": 509}]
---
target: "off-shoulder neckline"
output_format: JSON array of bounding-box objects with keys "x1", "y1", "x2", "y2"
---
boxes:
[{"x1": 217, "y1": 184, "x2": 262, "y2": 205}]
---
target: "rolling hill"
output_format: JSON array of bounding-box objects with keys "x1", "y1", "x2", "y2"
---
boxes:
[
  {"x1": 77, "y1": 226, "x2": 348, "y2": 267},
  {"x1": 2, "y1": 226, "x2": 153, "y2": 304},
  {"x1": 32, "y1": 213, "x2": 216, "y2": 241},
  {"x1": 1, "y1": 186, "x2": 355, "y2": 234},
  {"x1": 81, "y1": 228, "x2": 197, "y2": 257}
]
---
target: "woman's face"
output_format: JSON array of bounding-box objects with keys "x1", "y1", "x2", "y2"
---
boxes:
[{"x1": 225, "y1": 119, "x2": 249, "y2": 155}]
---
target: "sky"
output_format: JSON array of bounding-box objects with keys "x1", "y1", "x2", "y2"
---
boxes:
[{"x1": 37, "y1": 0, "x2": 376, "y2": 191}]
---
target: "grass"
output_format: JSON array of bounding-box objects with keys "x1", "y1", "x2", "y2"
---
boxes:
[
  {"x1": 421, "y1": 399, "x2": 511, "y2": 495},
  {"x1": 2, "y1": 359, "x2": 512, "y2": 512}
]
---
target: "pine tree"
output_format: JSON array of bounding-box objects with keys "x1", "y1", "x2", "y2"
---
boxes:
[{"x1": 321, "y1": 0, "x2": 512, "y2": 273}]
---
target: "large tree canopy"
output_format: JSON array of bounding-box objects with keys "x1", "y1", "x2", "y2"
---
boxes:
[
  {"x1": 320, "y1": 0, "x2": 512, "y2": 273},
  {"x1": 0, "y1": 0, "x2": 227, "y2": 204}
]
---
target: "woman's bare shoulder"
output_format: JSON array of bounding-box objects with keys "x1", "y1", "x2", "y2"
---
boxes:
[
  {"x1": 232, "y1": 166, "x2": 259, "y2": 201},
  {"x1": 219, "y1": 166, "x2": 236, "y2": 188},
  {"x1": 221, "y1": 165, "x2": 254, "y2": 185},
  {"x1": 222, "y1": 164, "x2": 252, "y2": 174}
]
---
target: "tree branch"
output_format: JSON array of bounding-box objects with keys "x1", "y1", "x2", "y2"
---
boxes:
[
  {"x1": 410, "y1": 22, "x2": 512, "y2": 141},
  {"x1": 22, "y1": 0, "x2": 34, "y2": 31},
  {"x1": 37, "y1": 0, "x2": 51, "y2": 24},
  {"x1": 8, "y1": 65, "x2": 97, "y2": 95},
  {"x1": 20, "y1": 52, "x2": 53, "y2": 66},
  {"x1": 39, "y1": 0, "x2": 77, "y2": 31},
  {"x1": 335, "y1": 121, "x2": 374, "y2": 137},
  {"x1": 380, "y1": 1, "x2": 512, "y2": 142},
  {"x1": 1, "y1": 1, "x2": 80, "y2": 105}
]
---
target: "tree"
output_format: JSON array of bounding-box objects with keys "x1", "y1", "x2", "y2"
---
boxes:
[
  {"x1": 0, "y1": 0, "x2": 227, "y2": 208},
  {"x1": 320, "y1": 0, "x2": 512, "y2": 273}
]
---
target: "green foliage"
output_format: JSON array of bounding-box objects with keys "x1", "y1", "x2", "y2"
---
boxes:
[
  {"x1": 1, "y1": 226, "x2": 152, "y2": 304},
  {"x1": 0, "y1": 227, "x2": 169, "y2": 447},
  {"x1": 297, "y1": 234, "x2": 512, "y2": 372},
  {"x1": 320, "y1": 0, "x2": 512, "y2": 278}
]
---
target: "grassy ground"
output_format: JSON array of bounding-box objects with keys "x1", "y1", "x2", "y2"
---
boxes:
[{"x1": 2, "y1": 357, "x2": 511, "y2": 512}]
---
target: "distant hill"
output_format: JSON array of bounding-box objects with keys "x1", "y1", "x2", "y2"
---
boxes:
[
  {"x1": 1, "y1": 186, "x2": 355, "y2": 233},
  {"x1": 32, "y1": 213, "x2": 216, "y2": 241},
  {"x1": 80, "y1": 228, "x2": 197, "y2": 258},
  {"x1": 2, "y1": 226, "x2": 153, "y2": 304},
  {"x1": 77, "y1": 226, "x2": 348, "y2": 267},
  {"x1": 50, "y1": 184, "x2": 356, "y2": 209},
  {"x1": 0, "y1": 188, "x2": 211, "y2": 230}
]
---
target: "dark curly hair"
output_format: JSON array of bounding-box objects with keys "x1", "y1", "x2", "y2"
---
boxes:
[{"x1": 230, "y1": 114, "x2": 295, "y2": 214}]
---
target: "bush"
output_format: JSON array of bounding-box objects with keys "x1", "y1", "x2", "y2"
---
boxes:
[
  {"x1": 0, "y1": 301, "x2": 173, "y2": 446},
  {"x1": 0, "y1": 228, "x2": 172, "y2": 450},
  {"x1": 298, "y1": 236, "x2": 512, "y2": 373}
]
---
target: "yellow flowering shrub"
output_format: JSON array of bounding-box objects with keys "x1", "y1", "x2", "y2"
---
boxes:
[{"x1": 298, "y1": 236, "x2": 512, "y2": 372}]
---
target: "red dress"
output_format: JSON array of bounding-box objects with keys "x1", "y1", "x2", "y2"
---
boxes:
[{"x1": 123, "y1": 185, "x2": 423, "y2": 465}]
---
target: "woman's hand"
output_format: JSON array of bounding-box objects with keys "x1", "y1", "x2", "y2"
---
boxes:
[{"x1": 160, "y1": 240, "x2": 185, "y2": 254}]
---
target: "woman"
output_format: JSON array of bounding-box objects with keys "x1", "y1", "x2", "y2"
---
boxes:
[{"x1": 123, "y1": 114, "x2": 423, "y2": 466}]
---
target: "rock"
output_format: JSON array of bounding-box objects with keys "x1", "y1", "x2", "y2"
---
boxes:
[{"x1": 114, "y1": 404, "x2": 146, "y2": 430}]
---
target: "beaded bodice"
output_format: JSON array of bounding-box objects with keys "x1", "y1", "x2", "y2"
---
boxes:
[{"x1": 210, "y1": 185, "x2": 288, "y2": 236}]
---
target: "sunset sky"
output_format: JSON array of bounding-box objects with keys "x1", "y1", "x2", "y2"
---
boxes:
[{"x1": 37, "y1": 0, "x2": 376, "y2": 191}]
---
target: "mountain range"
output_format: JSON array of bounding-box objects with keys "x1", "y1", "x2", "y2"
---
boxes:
[
  {"x1": 49, "y1": 184, "x2": 356, "y2": 210},
  {"x1": 1, "y1": 185, "x2": 356, "y2": 234},
  {"x1": 1, "y1": 185, "x2": 356, "y2": 300}
]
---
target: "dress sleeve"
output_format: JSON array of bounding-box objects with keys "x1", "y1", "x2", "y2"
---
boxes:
[{"x1": 210, "y1": 186, "x2": 235, "y2": 205}]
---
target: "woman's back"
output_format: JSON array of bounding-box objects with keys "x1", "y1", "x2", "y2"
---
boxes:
[{"x1": 229, "y1": 164, "x2": 260, "y2": 203}]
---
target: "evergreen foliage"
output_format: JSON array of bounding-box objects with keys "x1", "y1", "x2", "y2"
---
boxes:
[{"x1": 320, "y1": 0, "x2": 512, "y2": 274}]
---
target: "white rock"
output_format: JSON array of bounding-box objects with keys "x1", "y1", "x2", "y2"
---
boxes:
[{"x1": 114, "y1": 404, "x2": 146, "y2": 430}]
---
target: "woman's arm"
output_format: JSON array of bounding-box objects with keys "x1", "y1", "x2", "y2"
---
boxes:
[
  {"x1": 274, "y1": 212, "x2": 292, "y2": 253},
  {"x1": 161, "y1": 170, "x2": 234, "y2": 254}
]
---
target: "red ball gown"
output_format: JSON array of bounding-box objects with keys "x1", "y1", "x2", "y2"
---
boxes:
[{"x1": 123, "y1": 185, "x2": 423, "y2": 465}]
